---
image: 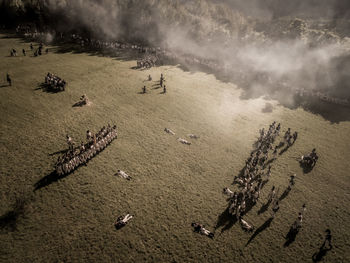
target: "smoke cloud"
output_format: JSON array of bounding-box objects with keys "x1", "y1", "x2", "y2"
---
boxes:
[{"x1": 9, "y1": 0, "x2": 350, "y2": 109}]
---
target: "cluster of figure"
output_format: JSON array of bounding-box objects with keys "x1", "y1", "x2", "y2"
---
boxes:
[
  {"x1": 73, "y1": 94, "x2": 89, "y2": 107},
  {"x1": 223, "y1": 122, "x2": 296, "y2": 232},
  {"x1": 45, "y1": 72, "x2": 67, "y2": 91},
  {"x1": 300, "y1": 148, "x2": 319, "y2": 168},
  {"x1": 164, "y1": 127, "x2": 197, "y2": 145},
  {"x1": 282, "y1": 128, "x2": 298, "y2": 147},
  {"x1": 55, "y1": 125, "x2": 117, "y2": 176},
  {"x1": 295, "y1": 88, "x2": 350, "y2": 107},
  {"x1": 136, "y1": 55, "x2": 159, "y2": 69},
  {"x1": 141, "y1": 73, "x2": 166, "y2": 94}
]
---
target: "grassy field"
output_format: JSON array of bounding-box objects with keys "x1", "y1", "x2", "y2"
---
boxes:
[{"x1": 0, "y1": 33, "x2": 349, "y2": 263}]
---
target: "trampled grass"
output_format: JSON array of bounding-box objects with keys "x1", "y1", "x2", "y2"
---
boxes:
[{"x1": 0, "y1": 34, "x2": 349, "y2": 263}]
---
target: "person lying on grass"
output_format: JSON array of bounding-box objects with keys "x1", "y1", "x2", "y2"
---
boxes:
[
  {"x1": 239, "y1": 216, "x2": 255, "y2": 232},
  {"x1": 114, "y1": 214, "x2": 133, "y2": 229},
  {"x1": 191, "y1": 223, "x2": 214, "y2": 239},
  {"x1": 115, "y1": 170, "x2": 132, "y2": 180},
  {"x1": 164, "y1": 128, "x2": 175, "y2": 135},
  {"x1": 177, "y1": 138, "x2": 191, "y2": 145}
]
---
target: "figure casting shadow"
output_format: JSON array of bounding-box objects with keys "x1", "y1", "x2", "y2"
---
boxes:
[{"x1": 246, "y1": 217, "x2": 274, "y2": 246}]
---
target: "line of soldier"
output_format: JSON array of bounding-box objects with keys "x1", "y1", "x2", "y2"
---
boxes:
[{"x1": 55, "y1": 125, "x2": 117, "y2": 175}]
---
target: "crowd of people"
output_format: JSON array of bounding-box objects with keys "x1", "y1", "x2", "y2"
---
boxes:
[
  {"x1": 45, "y1": 72, "x2": 67, "y2": 91},
  {"x1": 223, "y1": 122, "x2": 299, "y2": 232},
  {"x1": 55, "y1": 124, "x2": 117, "y2": 176},
  {"x1": 300, "y1": 148, "x2": 319, "y2": 168},
  {"x1": 137, "y1": 55, "x2": 159, "y2": 69},
  {"x1": 295, "y1": 88, "x2": 350, "y2": 107}
]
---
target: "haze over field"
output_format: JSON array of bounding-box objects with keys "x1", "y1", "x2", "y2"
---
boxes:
[
  {"x1": 3, "y1": 0, "x2": 349, "y2": 106},
  {"x1": 0, "y1": 1, "x2": 350, "y2": 262}
]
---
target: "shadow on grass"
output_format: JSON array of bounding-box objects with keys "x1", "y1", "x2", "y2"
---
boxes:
[
  {"x1": 34, "y1": 170, "x2": 70, "y2": 191},
  {"x1": 35, "y1": 83, "x2": 64, "y2": 94},
  {"x1": 214, "y1": 207, "x2": 238, "y2": 233},
  {"x1": 257, "y1": 199, "x2": 272, "y2": 215},
  {"x1": 312, "y1": 245, "x2": 332, "y2": 262},
  {"x1": 48, "y1": 148, "x2": 69, "y2": 156},
  {"x1": 284, "y1": 226, "x2": 300, "y2": 247},
  {"x1": 279, "y1": 146, "x2": 290, "y2": 156},
  {"x1": 299, "y1": 161, "x2": 315, "y2": 174},
  {"x1": 279, "y1": 187, "x2": 291, "y2": 201},
  {"x1": 246, "y1": 217, "x2": 274, "y2": 246},
  {"x1": 0, "y1": 197, "x2": 27, "y2": 233}
]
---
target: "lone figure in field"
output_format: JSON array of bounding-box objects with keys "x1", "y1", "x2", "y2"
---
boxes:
[
  {"x1": 6, "y1": 73, "x2": 11, "y2": 86},
  {"x1": 143, "y1": 85, "x2": 146, "y2": 94},
  {"x1": 114, "y1": 214, "x2": 133, "y2": 229},
  {"x1": 115, "y1": 169, "x2": 132, "y2": 180}
]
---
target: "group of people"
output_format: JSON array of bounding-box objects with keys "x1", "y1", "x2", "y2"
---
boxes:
[
  {"x1": 300, "y1": 148, "x2": 319, "y2": 168},
  {"x1": 45, "y1": 72, "x2": 67, "y2": 91},
  {"x1": 223, "y1": 122, "x2": 299, "y2": 232},
  {"x1": 55, "y1": 124, "x2": 117, "y2": 176},
  {"x1": 73, "y1": 94, "x2": 89, "y2": 107},
  {"x1": 137, "y1": 55, "x2": 159, "y2": 69},
  {"x1": 295, "y1": 88, "x2": 350, "y2": 107},
  {"x1": 141, "y1": 73, "x2": 166, "y2": 94}
]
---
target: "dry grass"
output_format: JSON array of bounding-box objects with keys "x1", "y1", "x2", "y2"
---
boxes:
[{"x1": 0, "y1": 34, "x2": 349, "y2": 263}]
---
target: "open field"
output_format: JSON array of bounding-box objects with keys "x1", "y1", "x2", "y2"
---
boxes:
[{"x1": 0, "y1": 34, "x2": 349, "y2": 263}]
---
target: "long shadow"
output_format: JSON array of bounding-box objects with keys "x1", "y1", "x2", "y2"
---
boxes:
[
  {"x1": 246, "y1": 217, "x2": 274, "y2": 246},
  {"x1": 48, "y1": 148, "x2": 69, "y2": 156},
  {"x1": 279, "y1": 146, "x2": 289, "y2": 156},
  {"x1": 214, "y1": 207, "x2": 238, "y2": 233},
  {"x1": 0, "y1": 84, "x2": 10, "y2": 88},
  {"x1": 0, "y1": 197, "x2": 27, "y2": 233},
  {"x1": 34, "y1": 171, "x2": 69, "y2": 191},
  {"x1": 257, "y1": 199, "x2": 272, "y2": 215},
  {"x1": 284, "y1": 226, "x2": 300, "y2": 247},
  {"x1": 279, "y1": 187, "x2": 291, "y2": 201},
  {"x1": 312, "y1": 246, "x2": 332, "y2": 262},
  {"x1": 35, "y1": 83, "x2": 64, "y2": 94}
]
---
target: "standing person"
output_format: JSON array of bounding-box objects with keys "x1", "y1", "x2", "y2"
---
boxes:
[
  {"x1": 271, "y1": 200, "x2": 279, "y2": 218},
  {"x1": 22, "y1": 48, "x2": 26, "y2": 56},
  {"x1": 288, "y1": 174, "x2": 296, "y2": 190},
  {"x1": 6, "y1": 73, "x2": 11, "y2": 86},
  {"x1": 143, "y1": 85, "x2": 146, "y2": 94},
  {"x1": 30, "y1": 43, "x2": 33, "y2": 50},
  {"x1": 163, "y1": 85, "x2": 166, "y2": 94}
]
